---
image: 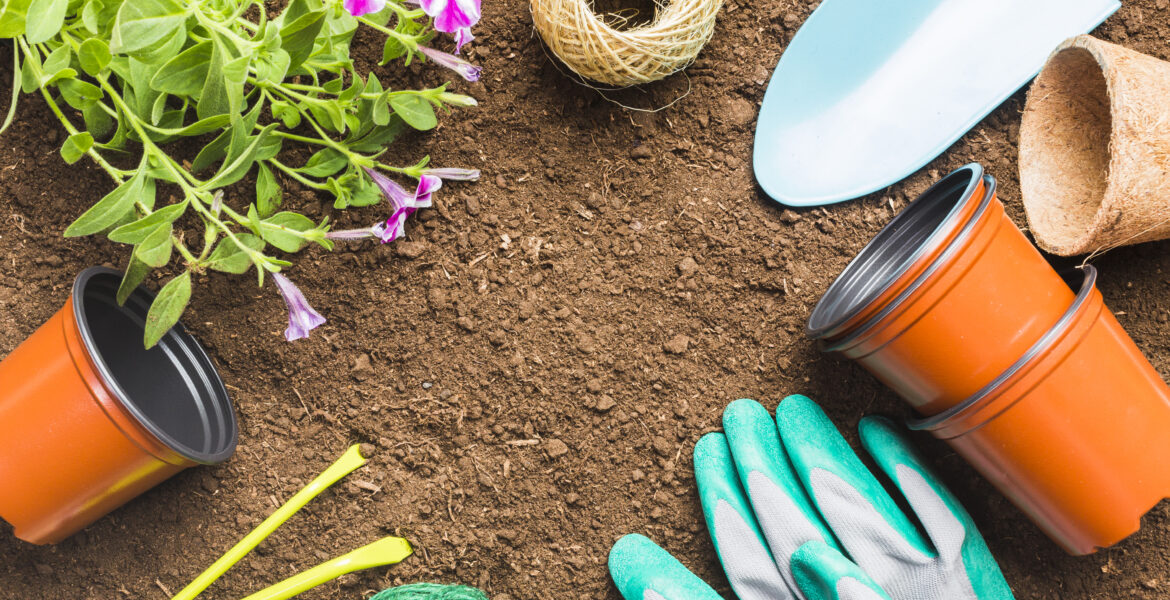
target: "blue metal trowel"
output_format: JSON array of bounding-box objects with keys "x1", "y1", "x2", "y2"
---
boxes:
[{"x1": 752, "y1": 0, "x2": 1120, "y2": 207}]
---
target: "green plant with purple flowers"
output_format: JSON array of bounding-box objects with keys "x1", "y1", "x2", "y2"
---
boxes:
[{"x1": 0, "y1": 0, "x2": 481, "y2": 346}]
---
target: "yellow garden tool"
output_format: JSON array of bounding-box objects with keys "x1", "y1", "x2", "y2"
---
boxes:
[{"x1": 173, "y1": 444, "x2": 412, "y2": 600}]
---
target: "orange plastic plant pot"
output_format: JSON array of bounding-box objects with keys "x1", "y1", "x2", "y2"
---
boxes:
[
  {"x1": 808, "y1": 164, "x2": 986, "y2": 344},
  {"x1": 0, "y1": 267, "x2": 237, "y2": 544},
  {"x1": 911, "y1": 266, "x2": 1170, "y2": 555},
  {"x1": 807, "y1": 164, "x2": 1075, "y2": 416}
]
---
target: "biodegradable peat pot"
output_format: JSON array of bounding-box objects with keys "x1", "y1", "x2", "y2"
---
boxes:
[
  {"x1": 1020, "y1": 35, "x2": 1170, "y2": 255},
  {"x1": 0, "y1": 267, "x2": 236, "y2": 544},
  {"x1": 807, "y1": 164, "x2": 1075, "y2": 416},
  {"x1": 911, "y1": 266, "x2": 1170, "y2": 555}
]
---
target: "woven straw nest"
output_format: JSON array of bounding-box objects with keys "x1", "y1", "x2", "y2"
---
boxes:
[{"x1": 530, "y1": 0, "x2": 723, "y2": 87}]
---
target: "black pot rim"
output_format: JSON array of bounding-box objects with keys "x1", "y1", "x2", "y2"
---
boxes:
[
  {"x1": 806, "y1": 164, "x2": 985, "y2": 339},
  {"x1": 71, "y1": 267, "x2": 237, "y2": 465},
  {"x1": 907, "y1": 265, "x2": 1098, "y2": 432}
]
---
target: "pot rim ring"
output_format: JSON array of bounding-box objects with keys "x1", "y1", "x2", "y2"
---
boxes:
[
  {"x1": 907, "y1": 264, "x2": 1097, "y2": 431},
  {"x1": 70, "y1": 267, "x2": 237, "y2": 464},
  {"x1": 806, "y1": 163, "x2": 985, "y2": 340},
  {"x1": 820, "y1": 174, "x2": 996, "y2": 353}
]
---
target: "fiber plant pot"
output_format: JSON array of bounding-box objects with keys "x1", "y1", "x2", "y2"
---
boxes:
[
  {"x1": 806, "y1": 164, "x2": 1075, "y2": 416},
  {"x1": 910, "y1": 266, "x2": 1170, "y2": 555},
  {"x1": 0, "y1": 267, "x2": 237, "y2": 544},
  {"x1": 1020, "y1": 35, "x2": 1170, "y2": 256}
]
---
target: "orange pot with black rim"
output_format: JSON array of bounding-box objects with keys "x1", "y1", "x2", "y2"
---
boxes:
[
  {"x1": 0, "y1": 267, "x2": 237, "y2": 544},
  {"x1": 807, "y1": 164, "x2": 1075, "y2": 416}
]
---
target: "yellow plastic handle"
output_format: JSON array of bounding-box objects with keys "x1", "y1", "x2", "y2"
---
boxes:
[
  {"x1": 238, "y1": 536, "x2": 413, "y2": 600},
  {"x1": 171, "y1": 444, "x2": 369, "y2": 600}
]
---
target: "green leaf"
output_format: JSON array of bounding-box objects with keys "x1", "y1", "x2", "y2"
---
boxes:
[
  {"x1": 206, "y1": 233, "x2": 264, "y2": 274},
  {"x1": 143, "y1": 271, "x2": 190, "y2": 348},
  {"x1": 116, "y1": 254, "x2": 151, "y2": 305},
  {"x1": 144, "y1": 113, "x2": 230, "y2": 137},
  {"x1": 24, "y1": 0, "x2": 66, "y2": 43},
  {"x1": 270, "y1": 100, "x2": 300, "y2": 128},
  {"x1": 78, "y1": 38, "x2": 112, "y2": 76},
  {"x1": 57, "y1": 78, "x2": 103, "y2": 111},
  {"x1": 108, "y1": 199, "x2": 187, "y2": 244},
  {"x1": 41, "y1": 43, "x2": 71, "y2": 78},
  {"x1": 299, "y1": 147, "x2": 346, "y2": 177},
  {"x1": 390, "y1": 94, "x2": 437, "y2": 130},
  {"x1": 60, "y1": 132, "x2": 93, "y2": 164},
  {"x1": 0, "y1": 0, "x2": 31, "y2": 37},
  {"x1": 150, "y1": 91, "x2": 167, "y2": 125},
  {"x1": 135, "y1": 223, "x2": 173, "y2": 267},
  {"x1": 110, "y1": 0, "x2": 187, "y2": 55},
  {"x1": 256, "y1": 162, "x2": 281, "y2": 218},
  {"x1": 259, "y1": 211, "x2": 314, "y2": 252},
  {"x1": 255, "y1": 48, "x2": 290, "y2": 84},
  {"x1": 203, "y1": 123, "x2": 278, "y2": 189},
  {"x1": 127, "y1": 56, "x2": 164, "y2": 123},
  {"x1": 19, "y1": 47, "x2": 38, "y2": 92},
  {"x1": 196, "y1": 40, "x2": 229, "y2": 120},
  {"x1": 64, "y1": 173, "x2": 148, "y2": 237},
  {"x1": 381, "y1": 36, "x2": 407, "y2": 64},
  {"x1": 83, "y1": 99, "x2": 113, "y2": 139},
  {"x1": 150, "y1": 40, "x2": 210, "y2": 96},
  {"x1": 349, "y1": 117, "x2": 405, "y2": 153},
  {"x1": 278, "y1": 0, "x2": 325, "y2": 73},
  {"x1": 372, "y1": 97, "x2": 390, "y2": 126},
  {"x1": 191, "y1": 128, "x2": 230, "y2": 172}
]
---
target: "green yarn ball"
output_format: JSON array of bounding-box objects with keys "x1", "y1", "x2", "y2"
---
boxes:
[{"x1": 370, "y1": 583, "x2": 489, "y2": 600}]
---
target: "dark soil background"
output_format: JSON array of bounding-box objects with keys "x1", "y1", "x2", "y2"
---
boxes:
[{"x1": 3, "y1": 0, "x2": 1170, "y2": 598}]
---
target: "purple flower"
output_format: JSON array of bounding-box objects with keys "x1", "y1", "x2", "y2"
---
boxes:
[
  {"x1": 419, "y1": 46, "x2": 482, "y2": 82},
  {"x1": 273, "y1": 273, "x2": 326, "y2": 341},
  {"x1": 422, "y1": 167, "x2": 480, "y2": 181},
  {"x1": 364, "y1": 167, "x2": 417, "y2": 208},
  {"x1": 343, "y1": 0, "x2": 386, "y2": 16},
  {"x1": 360, "y1": 169, "x2": 443, "y2": 243},
  {"x1": 414, "y1": 174, "x2": 442, "y2": 207},
  {"x1": 419, "y1": 0, "x2": 480, "y2": 53}
]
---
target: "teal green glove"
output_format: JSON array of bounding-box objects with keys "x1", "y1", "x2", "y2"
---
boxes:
[{"x1": 608, "y1": 396, "x2": 1014, "y2": 600}]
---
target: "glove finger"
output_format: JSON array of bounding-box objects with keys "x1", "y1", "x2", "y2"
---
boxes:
[
  {"x1": 722, "y1": 398, "x2": 841, "y2": 590},
  {"x1": 792, "y1": 540, "x2": 893, "y2": 600},
  {"x1": 858, "y1": 416, "x2": 1015, "y2": 599},
  {"x1": 694, "y1": 433, "x2": 795, "y2": 600},
  {"x1": 775, "y1": 396, "x2": 934, "y2": 573},
  {"x1": 608, "y1": 534, "x2": 723, "y2": 600}
]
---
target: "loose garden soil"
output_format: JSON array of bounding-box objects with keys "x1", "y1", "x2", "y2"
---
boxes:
[{"x1": 3, "y1": 1, "x2": 1170, "y2": 598}]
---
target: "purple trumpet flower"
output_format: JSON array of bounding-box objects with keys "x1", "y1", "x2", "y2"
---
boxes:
[
  {"x1": 419, "y1": 0, "x2": 480, "y2": 53},
  {"x1": 353, "y1": 169, "x2": 443, "y2": 243},
  {"x1": 343, "y1": 0, "x2": 386, "y2": 16},
  {"x1": 421, "y1": 167, "x2": 480, "y2": 181},
  {"x1": 418, "y1": 46, "x2": 482, "y2": 82},
  {"x1": 273, "y1": 273, "x2": 326, "y2": 341}
]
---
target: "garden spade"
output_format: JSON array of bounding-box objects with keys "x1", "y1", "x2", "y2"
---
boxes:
[{"x1": 752, "y1": 0, "x2": 1119, "y2": 207}]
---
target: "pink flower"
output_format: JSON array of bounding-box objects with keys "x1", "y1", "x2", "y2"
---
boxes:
[
  {"x1": 343, "y1": 0, "x2": 386, "y2": 16},
  {"x1": 358, "y1": 169, "x2": 443, "y2": 243},
  {"x1": 419, "y1": 46, "x2": 482, "y2": 82},
  {"x1": 419, "y1": 0, "x2": 480, "y2": 53},
  {"x1": 273, "y1": 273, "x2": 326, "y2": 341}
]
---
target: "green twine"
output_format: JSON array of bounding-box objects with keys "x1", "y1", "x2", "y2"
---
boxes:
[{"x1": 370, "y1": 583, "x2": 489, "y2": 600}]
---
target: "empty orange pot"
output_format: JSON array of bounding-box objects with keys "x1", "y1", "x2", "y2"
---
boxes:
[
  {"x1": 807, "y1": 164, "x2": 1075, "y2": 416},
  {"x1": 0, "y1": 267, "x2": 237, "y2": 544},
  {"x1": 910, "y1": 266, "x2": 1170, "y2": 554}
]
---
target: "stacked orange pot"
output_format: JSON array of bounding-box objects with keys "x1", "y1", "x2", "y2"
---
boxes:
[{"x1": 808, "y1": 164, "x2": 1170, "y2": 555}]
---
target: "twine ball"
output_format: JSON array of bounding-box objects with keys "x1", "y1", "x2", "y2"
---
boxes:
[{"x1": 530, "y1": 0, "x2": 723, "y2": 86}]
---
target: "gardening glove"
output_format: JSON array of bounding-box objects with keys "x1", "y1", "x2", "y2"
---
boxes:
[{"x1": 608, "y1": 395, "x2": 1014, "y2": 600}]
